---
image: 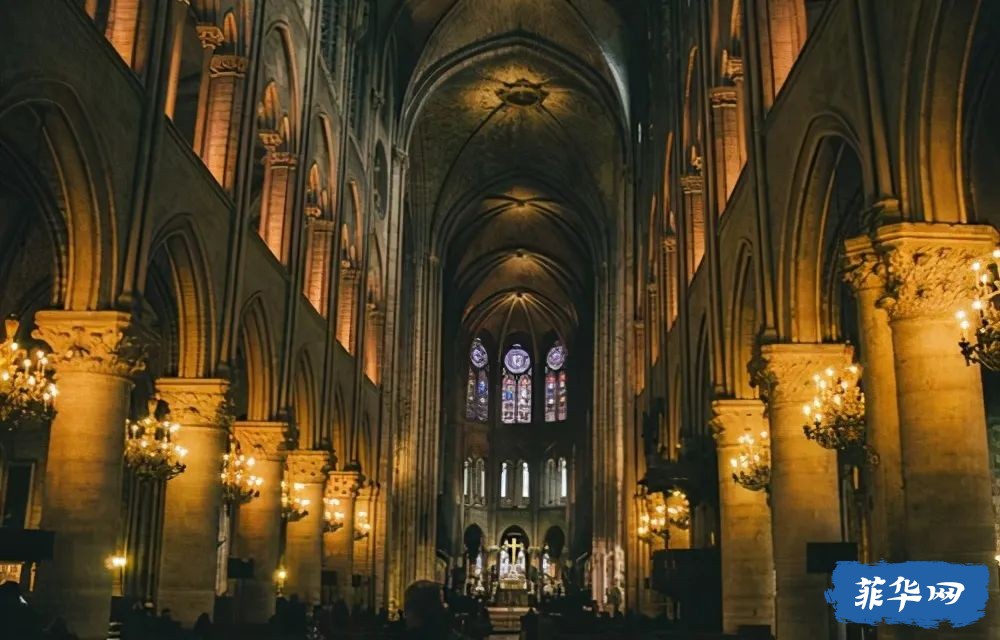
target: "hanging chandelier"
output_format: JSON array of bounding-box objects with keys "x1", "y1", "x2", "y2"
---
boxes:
[
  {"x1": 281, "y1": 480, "x2": 310, "y2": 522},
  {"x1": 729, "y1": 430, "x2": 770, "y2": 492},
  {"x1": 354, "y1": 509, "x2": 371, "y2": 540},
  {"x1": 636, "y1": 497, "x2": 668, "y2": 543},
  {"x1": 324, "y1": 497, "x2": 345, "y2": 533},
  {"x1": 124, "y1": 400, "x2": 188, "y2": 481},
  {"x1": 0, "y1": 317, "x2": 57, "y2": 427},
  {"x1": 221, "y1": 436, "x2": 263, "y2": 506},
  {"x1": 801, "y1": 364, "x2": 876, "y2": 463},
  {"x1": 957, "y1": 247, "x2": 1000, "y2": 370},
  {"x1": 666, "y1": 489, "x2": 691, "y2": 530}
]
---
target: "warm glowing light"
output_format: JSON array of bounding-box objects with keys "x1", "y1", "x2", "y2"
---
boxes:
[
  {"x1": 124, "y1": 400, "x2": 187, "y2": 481},
  {"x1": 221, "y1": 435, "x2": 263, "y2": 506},
  {"x1": 0, "y1": 317, "x2": 57, "y2": 427},
  {"x1": 802, "y1": 364, "x2": 876, "y2": 464},
  {"x1": 958, "y1": 246, "x2": 1000, "y2": 370},
  {"x1": 729, "y1": 430, "x2": 770, "y2": 492}
]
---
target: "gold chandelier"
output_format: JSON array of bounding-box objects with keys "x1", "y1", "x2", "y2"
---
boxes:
[
  {"x1": 324, "y1": 497, "x2": 346, "y2": 533},
  {"x1": 124, "y1": 400, "x2": 188, "y2": 481},
  {"x1": 0, "y1": 317, "x2": 57, "y2": 427},
  {"x1": 957, "y1": 247, "x2": 1000, "y2": 370},
  {"x1": 221, "y1": 435, "x2": 263, "y2": 506},
  {"x1": 281, "y1": 480, "x2": 311, "y2": 522},
  {"x1": 666, "y1": 489, "x2": 691, "y2": 530},
  {"x1": 637, "y1": 496, "x2": 668, "y2": 543},
  {"x1": 354, "y1": 509, "x2": 372, "y2": 540},
  {"x1": 801, "y1": 364, "x2": 876, "y2": 463},
  {"x1": 729, "y1": 430, "x2": 770, "y2": 492}
]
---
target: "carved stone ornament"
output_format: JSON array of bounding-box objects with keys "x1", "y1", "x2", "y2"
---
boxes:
[
  {"x1": 709, "y1": 399, "x2": 766, "y2": 448},
  {"x1": 879, "y1": 248, "x2": 972, "y2": 319},
  {"x1": 709, "y1": 86, "x2": 738, "y2": 107},
  {"x1": 841, "y1": 235, "x2": 885, "y2": 293},
  {"x1": 267, "y1": 150, "x2": 297, "y2": 168},
  {"x1": 749, "y1": 343, "x2": 854, "y2": 407},
  {"x1": 155, "y1": 378, "x2": 230, "y2": 427},
  {"x1": 32, "y1": 310, "x2": 147, "y2": 378},
  {"x1": 196, "y1": 24, "x2": 225, "y2": 49},
  {"x1": 210, "y1": 54, "x2": 249, "y2": 77},
  {"x1": 680, "y1": 173, "x2": 703, "y2": 194},
  {"x1": 326, "y1": 470, "x2": 363, "y2": 500},
  {"x1": 234, "y1": 421, "x2": 288, "y2": 461},
  {"x1": 287, "y1": 450, "x2": 331, "y2": 484},
  {"x1": 257, "y1": 129, "x2": 283, "y2": 151}
]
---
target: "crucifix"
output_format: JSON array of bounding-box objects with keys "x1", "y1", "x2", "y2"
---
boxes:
[{"x1": 502, "y1": 537, "x2": 524, "y2": 563}]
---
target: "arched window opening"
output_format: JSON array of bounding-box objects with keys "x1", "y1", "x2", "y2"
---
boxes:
[
  {"x1": 465, "y1": 338, "x2": 489, "y2": 423},
  {"x1": 475, "y1": 458, "x2": 486, "y2": 505},
  {"x1": 501, "y1": 344, "x2": 531, "y2": 424},
  {"x1": 463, "y1": 458, "x2": 471, "y2": 504},
  {"x1": 519, "y1": 460, "x2": 530, "y2": 505},
  {"x1": 544, "y1": 342, "x2": 567, "y2": 422},
  {"x1": 500, "y1": 461, "x2": 509, "y2": 502},
  {"x1": 559, "y1": 457, "x2": 568, "y2": 502}
]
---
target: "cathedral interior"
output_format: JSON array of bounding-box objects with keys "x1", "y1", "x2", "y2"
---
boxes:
[{"x1": 1, "y1": 1, "x2": 1000, "y2": 639}]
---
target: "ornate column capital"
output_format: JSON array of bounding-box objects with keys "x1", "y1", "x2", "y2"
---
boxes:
[
  {"x1": 842, "y1": 235, "x2": 885, "y2": 293},
  {"x1": 662, "y1": 235, "x2": 677, "y2": 253},
  {"x1": 33, "y1": 310, "x2": 147, "y2": 378},
  {"x1": 710, "y1": 399, "x2": 766, "y2": 449},
  {"x1": 287, "y1": 450, "x2": 332, "y2": 485},
  {"x1": 392, "y1": 144, "x2": 410, "y2": 168},
  {"x1": 210, "y1": 54, "x2": 248, "y2": 77},
  {"x1": 258, "y1": 129, "x2": 283, "y2": 151},
  {"x1": 267, "y1": 150, "x2": 297, "y2": 168},
  {"x1": 709, "y1": 86, "x2": 738, "y2": 107},
  {"x1": 722, "y1": 49, "x2": 743, "y2": 83},
  {"x1": 680, "y1": 174, "x2": 703, "y2": 194},
  {"x1": 155, "y1": 378, "x2": 230, "y2": 428},
  {"x1": 749, "y1": 343, "x2": 854, "y2": 406},
  {"x1": 234, "y1": 421, "x2": 289, "y2": 461},
  {"x1": 340, "y1": 262, "x2": 360, "y2": 280},
  {"x1": 872, "y1": 222, "x2": 999, "y2": 321},
  {"x1": 326, "y1": 470, "x2": 363, "y2": 500},
  {"x1": 196, "y1": 24, "x2": 225, "y2": 49}
]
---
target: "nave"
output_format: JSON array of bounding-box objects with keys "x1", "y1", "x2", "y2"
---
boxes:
[{"x1": 1, "y1": 1, "x2": 1000, "y2": 640}]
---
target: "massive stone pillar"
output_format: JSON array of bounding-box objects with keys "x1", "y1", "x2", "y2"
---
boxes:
[
  {"x1": 842, "y1": 237, "x2": 905, "y2": 567},
  {"x1": 155, "y1": 378, "x2": 230, "y2": 626},
  {"x1": 32, "y1": 311, "x2": 145, "y2": 640},
  {"x1": 680, "y1": 174, "x2": 705, "y2": 280},
  {"x1": 753, "y1": 343, "x2": 851, "y2": 640},
  {"x1": 711, "y1": 399, "x2": 775, "y2": 634},
  {"x1": 873, "y1": 222, "x2": 1000, "y2": 638},
  {"x1": 283, "y1": 450, "x2": 330, "y2": 604},
  {"x1": 233, "y1": 421, "x2": 286, "y2": 623},
  {"x1": 323, "y1": 471, "x2": 362, "y2": 603}
]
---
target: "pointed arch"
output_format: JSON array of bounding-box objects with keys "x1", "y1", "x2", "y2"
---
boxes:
[
  {"x1": 235, "y1": 294, "x2": 277, "y2": 421},
  {"x1": 293, "y1": 349, "x2": 320, "y2": 449}
]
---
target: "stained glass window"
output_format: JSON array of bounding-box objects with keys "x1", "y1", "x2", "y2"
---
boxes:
[
  {"x1": 466, "y1": 338, "x2": 489, "y2": 423},
  {"x1": 545, "y1": 342, "x2": 567, "y2": 422},
  {"x1": 502, "y1": 344, "x2": 532, "y2": 423}
]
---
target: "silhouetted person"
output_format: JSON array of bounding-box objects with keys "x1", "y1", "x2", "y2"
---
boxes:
[
  {"x1": 1, "y1": 581, "x2": 42, "y2": 639},
  {"x1": 402, "y1": 580, "x2": 467, "y2": 639},
  {"x1": 192, "y1": 613, "x2": 212, "y2": 639}
]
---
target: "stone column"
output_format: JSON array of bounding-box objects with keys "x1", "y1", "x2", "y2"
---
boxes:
[
  {"x1": 353, "y1": 482, "x2": 376, "y2": 608},
  {"x1": 680, "y1": 174, "x2": 705, "y2": 280},
  {"x1": 284, "y1": 450, "x2": 330, "y2": 604},
  {"x1": 709, "y1": 86, "x2": 742, "y2": 212},
  {"x1": 711, "y1": 399, "x2": 775, "y2": 634},
  {"x1": 192, "y1": 25, "x2": 224, "y2": 154},
  {"x1": 337, "y1": 263, "x2": 360, "y2": 352},
  {"x1": 200, "y1": 54, "x2": 248, "y2": 192},
  {"x1": 233, "y1": 421, "x2": 287, "y2": 623},
  {"x1": 842, "y1": 236, "x2": 905, "y2": 567},
  {"x1": 323, "y1": 471, "x2": 362, "y2": 603},
  {"x1": 258, "y1": 140, "x2": 297, "y2": 263},
  {"x1": 32, "y1": 311, "x2": 146, "y2": 640},
  {"x1": 753, "y1": 342, "x2": 852, "y2": 640},
  {"x1": 304, "y1": 218, "x2": 335, "y2": 314},
  {"x1": 155, "y1": 378, "x2": 230, "y2": 626},
  {"x1": 873, "y1": 222, "x2": 1000, "y2": 638}
]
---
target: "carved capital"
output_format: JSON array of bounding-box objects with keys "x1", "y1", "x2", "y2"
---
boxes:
[
  {"x1": 366, "y1": 304, "x2": 385, "y2": 325},
  {"x1": 722, "y1": 50, "x2": 743, "y2": 82},
  {"x1": 287, "y1": 450, "x2": 331, "y2": 484},
  {"x1": 392, "y1": 145, "x2": 409, "y2": 168},
  {"x1": 841, "y1": 235, "x2": 885, "y2": 293},
  {"x1": 709, "y1": 86, "x2": 738, "y2": 107},
  {"x1": 680, "y1": 173, "x2": 703, "y2": 194},
  {"x1": 873, "y1": 223, "x2": 999, "y2": 321},
  {"x1": 326, "y1": 470, "x2": 363, "y2": 500},
  {"x1": 155, "y1": 378, "x2": 230, "y2": 427},
  {"x1": 234, "y1": 421, "x2": 289, "y2": 461},
  {"x1": 340, "y1": 262, "x2": 359, "y2": 280},
  {"x1": 267, "y1": 150, "x2": 297, "y2": 168},
  {"x1": 210, "y1": 54, "x2": 248, "y2": 76},
  {"x1": 33, "y1": 310, "x2": 147, "y2": 378},
  {"x1": 710, "y1": 399, "x2": 766, "y2": 449},
  {"x1": 304, "y1": 204, "x2": 323, "y2": 219},
  {"x1": 749, "y1": 343, "x2": 854, "y2": 406},
  {"x1": 197, "y1": 24, "x2": 225, "y2": 49},
  {"x1": 662, "y1": 235, "x2": 677, "y2": 253}
]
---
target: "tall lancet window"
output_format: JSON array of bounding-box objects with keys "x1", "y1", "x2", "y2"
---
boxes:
[
  {"x1": 502, "y1": 344, "x2": 532, "y2": 424},
  {"x1": 465, "y1": 339, "x2": 489, "y2": 422},
  {"x1": 544, "y1": 342, "x2": 568, "y2": 422}
]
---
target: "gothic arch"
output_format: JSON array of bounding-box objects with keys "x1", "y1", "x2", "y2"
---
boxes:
[
  {"x1": 778, "y1": 115, "x2": 871, "y2": 342},
  {"x1": 235, "y1": 294, "x2": 277, "y2": 421},
  {"x1": 293, "y1": 349, "x2": 320, "y2": 449},
  {"x1": 332, "y1": 385, "x2": 348, "y2": 469},
  {"x1": 0, "y1": 82, "x2": 118, "y2": 311},
  {"x1": 145, "y1": 214, "x2": 218, "y2": 378},
  {"x1": 725, "y1": 239, "x2": 759, "y2": 398}
]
